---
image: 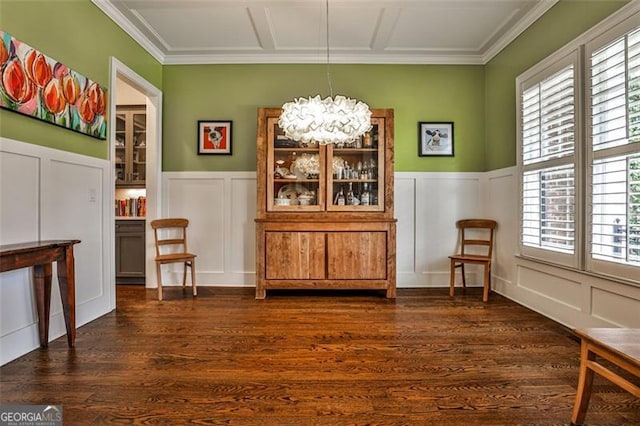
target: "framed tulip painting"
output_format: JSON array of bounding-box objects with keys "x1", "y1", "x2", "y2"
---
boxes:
[
  {"x1": 197, "y1": 120, "x2": 232, "y2": 155},
  {"x1": 0, "y1": 30, "x2": 107, "y2": 140}
]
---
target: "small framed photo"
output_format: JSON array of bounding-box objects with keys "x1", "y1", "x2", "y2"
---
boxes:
[
  {"x1": 197, "y1": 120, "x2": 232, "y2": 155},
  {"x1": 418, "y1": 122, "x2": 454, "y2": 157}
]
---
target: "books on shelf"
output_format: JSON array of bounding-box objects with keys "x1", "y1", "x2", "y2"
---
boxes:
[{"x1": 115, "y1": 196, "x2": 146, "y2": 217}]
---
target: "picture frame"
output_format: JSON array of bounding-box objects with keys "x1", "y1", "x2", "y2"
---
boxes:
[
  {"x1": 418, "y1": 122, "x2": 454, "y2": 157},
  {"x1": 197, "y1": 120, "x2": 232, "y2": 155},
  {"x1": 0, "y1": 30, "x2": 107, "y2": 140}
]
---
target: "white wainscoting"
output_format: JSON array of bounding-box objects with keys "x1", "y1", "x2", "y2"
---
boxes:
[
  {"x1": 485, "y1": 167, "x2": 640, "y2": 328},
  {"x1": 0, "y1": 137, "x2": 112, "y2": 365},
  {"x1": 161, "y1": 172, "x2": 256, "y2": 287},
  {"x1": 395, "y1": 172, "x2": 487, "y2": 287},
  {"x1": 163, "y1": 169, "x2": 639, "y2": 329},
  {"x1": 161, "y1": 171, "x2": 488, "y2": 289}
]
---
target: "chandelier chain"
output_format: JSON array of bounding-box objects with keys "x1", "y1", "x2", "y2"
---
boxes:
[
  {"x1": 278, "y1": 0, "x2": 372, "y2": 145},
  {"x1": 326, "y1": 0, "x2": 333, "y2": 97}
]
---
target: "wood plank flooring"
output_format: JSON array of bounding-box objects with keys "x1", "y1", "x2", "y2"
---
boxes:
[{"x1": 1, "y1": 286, "x2": 639, "y2": 425}]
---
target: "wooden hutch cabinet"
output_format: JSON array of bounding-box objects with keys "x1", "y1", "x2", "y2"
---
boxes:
[{"x1": 255, "y1": 107, "x2": 396, "y2": 299}]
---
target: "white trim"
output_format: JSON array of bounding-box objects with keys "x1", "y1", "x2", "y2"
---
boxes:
[
  {"x1": 108, "y1": 58, "x2": 163, "y2": 300},
  {"x1": 482, "y1": 0, "x2": 559, "y2": 64},
  {"x1": 91, "y1": 0, "x2": 165, "y2": 63},
  {"x1": 160, "y1": 53, "x2": 487, "y2": 65}
]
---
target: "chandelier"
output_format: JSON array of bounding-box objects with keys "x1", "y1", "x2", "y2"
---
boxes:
[{"x1": 278, "y1": 0, "x2": 372, "y2": 145}]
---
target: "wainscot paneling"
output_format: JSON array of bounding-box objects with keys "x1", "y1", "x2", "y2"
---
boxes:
[
  {"x1": 161, "y1": 172, "x2": 488, "y2": 290},
  {"x1": 164, "y1": 169, "x2": 639, "y2": 332},
  {"x1": 0, "y1": 137, "x2": 112, "y2": 365},
  {"x1": 395, "y1": 172, "x2": 487, "y2": 287},
  {"x1": 162, "y1": 172, "x2": 256, "y2": 287},
  {"x1": 485, "y1": 167, "x2": 640, "y2": 329}
]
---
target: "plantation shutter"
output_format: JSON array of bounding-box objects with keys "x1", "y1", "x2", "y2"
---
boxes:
[
  {"x1": 520, "y1": 64, "x2": 576, "y2": 255},
  {"x1": 590, "y1": 29, "x2": 640, "y2": 267}
]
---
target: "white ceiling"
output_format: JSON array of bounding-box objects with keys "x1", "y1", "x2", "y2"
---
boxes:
[{"x1": 92, "y1": 0, "x2": 558, "y2": 65}]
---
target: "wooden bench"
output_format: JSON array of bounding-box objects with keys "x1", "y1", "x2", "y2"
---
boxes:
[{"x1": 571, "y1": 328, "x2": 640, "y2": 425}]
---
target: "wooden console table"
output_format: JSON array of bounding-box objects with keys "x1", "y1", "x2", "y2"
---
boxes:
[
  {"x1": 0, "y1": 240, "x2": 80, "y2": 348},
  {"x1": 571, "y1": 328, "x2": 640, "y2": 425}
]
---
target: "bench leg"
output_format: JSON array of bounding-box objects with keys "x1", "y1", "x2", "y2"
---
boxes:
[
  {"x1": 33, "y1": 263, "x2": 53, "y2": 348},
  {"x1": 571, "y1": 340, "x2": 595, "y2": 425}
]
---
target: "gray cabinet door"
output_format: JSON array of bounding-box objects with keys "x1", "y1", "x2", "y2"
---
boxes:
[{"x1": 116, "y1": 220, "x2": 145, "y2": 284}]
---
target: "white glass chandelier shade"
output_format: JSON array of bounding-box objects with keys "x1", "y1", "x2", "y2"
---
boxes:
[{"x1": 278, "y1": 94, "x2": 372, "y2": 145}]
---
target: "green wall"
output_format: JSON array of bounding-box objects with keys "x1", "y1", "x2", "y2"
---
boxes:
[
  {"x1": 0, "y1": 0, "x2": 162, "y2": 159},
  {"x1": 484, "y1": 0, "x2": 629, "y2": 170},
  {"x1": 0, "y1": 0, "x2": 631, "y2": 170},
  {"x1": 162, "y1": 64, "x2": 485, "y2": 172}
]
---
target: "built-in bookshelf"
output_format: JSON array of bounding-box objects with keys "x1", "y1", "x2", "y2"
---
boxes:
[{"x1": 115, "y1": 188, "x2": 146, "y2": 218}]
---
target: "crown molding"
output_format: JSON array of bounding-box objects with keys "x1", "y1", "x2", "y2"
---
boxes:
[
  {"x1": 91, "y1": 0, "x2": 166, "y2": 64},
  {"x1": 482, "y1": 0, "x2": 559, "y2": 64},
  {"x1": 161, "y1": 53, "x2": 485, "y2": 65}
]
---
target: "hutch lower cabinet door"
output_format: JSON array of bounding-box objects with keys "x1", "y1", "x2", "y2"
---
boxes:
[
  {"x1": 265, "y1": 231, "x2": 326, "y2": 280},
  {"x1": 326, "y1": 231, "x2": 388, "y2": 280}
]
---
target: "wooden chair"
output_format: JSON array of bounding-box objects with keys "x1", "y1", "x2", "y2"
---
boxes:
[
  {"x1": 449, "y1": 219, "x2": 497, "y2": 302},
  {"x1": 150, "y1": 218, "x2": 197, "y2": 301}
]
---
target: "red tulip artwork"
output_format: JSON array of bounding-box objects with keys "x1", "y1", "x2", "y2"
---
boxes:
[{"x1": 0, "y1": 30, "x2": 107, "y2": 140}]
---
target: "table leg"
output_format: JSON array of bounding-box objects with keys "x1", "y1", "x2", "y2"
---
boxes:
[
  {"x1": 56, "y1": 245, "x2": 76, "y2": 347},
  {"x1": 33, "y1": 263, "x2": 53, "y2": 348},
  {"x1": 571, "y1": 340, "x2": 596, "y2": 425}
]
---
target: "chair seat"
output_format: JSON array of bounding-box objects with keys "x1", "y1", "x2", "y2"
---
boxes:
[
  {"x1": 449, "y1": 254, "x2": 491, "y2": 263},
  {"x1": 155, "y1": 253, "x2": 196, "y2": 263}
]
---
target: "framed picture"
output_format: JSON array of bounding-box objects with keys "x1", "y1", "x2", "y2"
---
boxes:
[
  {"x1": 418, "y1": 122, "x2": 454, "y2": 157},
  {"x1": 197, "y1": 120, "x2": 232, "y2": 155},
  {"x1": 0, "y1": 30, "x2": 107, "y2": 140}
]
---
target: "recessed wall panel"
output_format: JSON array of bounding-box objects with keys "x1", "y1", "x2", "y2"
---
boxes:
[
  {"x1": 516, "y1": 265, "x2": 581, "y2": 311},
  {"x1": 43, "y1": 160, "x2": 104, "y2": 304},
  {"x1": 487, "y1": 171, "x2": 517, "y2": 284},
  {"x1": 395, "y1": 177, "x2": 416, "y2": 274},
  {"x1": 592, "y1": 287, "x2": 640, "y2": 327},
  {"x1": 230, "y1": 178, "x2": 256, "y2": 274},
  {"x1": 418, "y1": 176, "x2": 481, "y2": 273},
  {"x1": 166, "y1": 177, "x2": 225, "y2": 273}
]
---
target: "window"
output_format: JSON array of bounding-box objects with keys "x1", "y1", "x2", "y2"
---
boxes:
[
  {"x1": 518, "y1": 10, "x2": 640, "y2": 282},
  {"x1": 517, "y1": 53, "x2": 580, "y2": 268},
  {"x1": 591, "y1": 155, "x2": 640, "y2": 265},
  {"x1": 587, "y1": 24, "x2": 640, "y2": 280}
]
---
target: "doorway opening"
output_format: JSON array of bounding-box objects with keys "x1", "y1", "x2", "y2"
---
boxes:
[
  {"x1": 115, "y1": 82, "x2": 146, "y2": 285},
  {"x1": 109, "y1": 58, "x2": 162, "y2": 308}
]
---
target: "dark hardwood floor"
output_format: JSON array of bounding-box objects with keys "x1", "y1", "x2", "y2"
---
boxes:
[{"x1": 1, "y1": 286, "x2": 638, "y2": 425}]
